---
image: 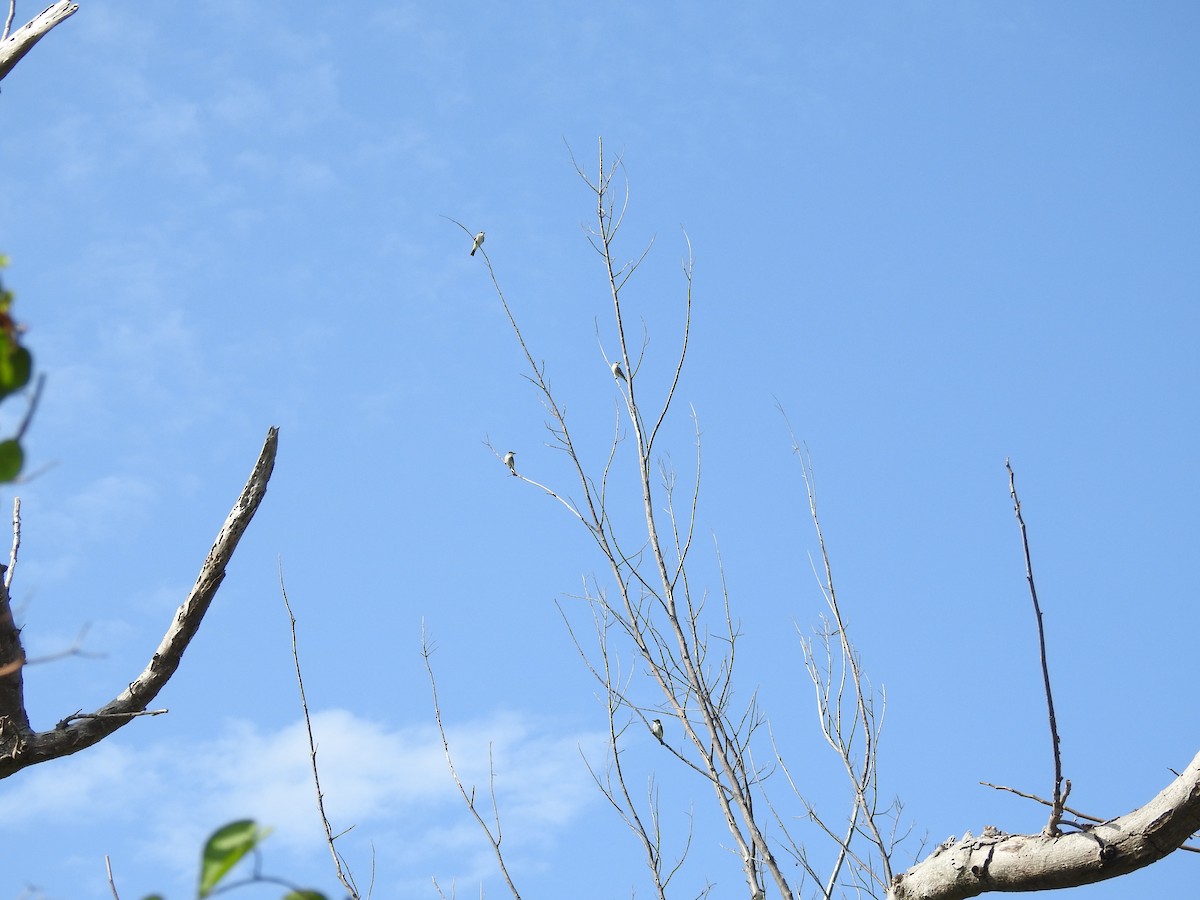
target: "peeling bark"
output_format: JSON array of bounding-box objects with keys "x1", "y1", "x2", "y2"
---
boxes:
[{"x1": 889, "y1": 751, "x2": 1200, "y2": 899}]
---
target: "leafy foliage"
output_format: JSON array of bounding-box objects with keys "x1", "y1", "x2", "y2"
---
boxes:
[
  {"x1": 0, "y1": 256, "x2": 30, "y2": 402},
  {"x1": 138, "y1": 819, "x2": 329, "y2": 900},
  {"x1": 199, "y1": 819, "x2": 271, "y2": 896},
  {"x1": 0, "y1": 255, "x2": 33, "y2": 481}
]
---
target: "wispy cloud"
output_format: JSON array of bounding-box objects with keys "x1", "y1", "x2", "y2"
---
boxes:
[{"x1": 0, "y1": 706, "x2": 605, "y2": 892}]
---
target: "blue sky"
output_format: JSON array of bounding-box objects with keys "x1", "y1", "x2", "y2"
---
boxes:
[{"x1": 0, "y1": 1, "x2": 1197, "y2": 897}]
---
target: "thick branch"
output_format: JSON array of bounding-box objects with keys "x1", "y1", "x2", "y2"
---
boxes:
[
  {"x1": 889, "y1": 750, "x2": 1200, "y2": 900},
  {"x1": 0, "y1": 569, "x2": 27, "y2": 731},
  {"x1": 0, "y1": 2, "x2": 78, "y2": 81},
  {"x1": 0, "y1": 426, "x2": 278, "y2": 779}
]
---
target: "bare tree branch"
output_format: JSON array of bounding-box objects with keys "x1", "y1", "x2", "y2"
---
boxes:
[
  {"x1": 0, "y1": 1, "x2": 78, "y2": 81},
  {"x1": 891, "y1": 751, "x2": 1200, "y2": 899},
  {"x1": 104, "y1": 854, "x2": 120, "y2": 900},
  {"x1": 1006, "y1": 460, "x2": 1065, "y2": 836},
  {"x1": 14, "y1": 373, "x2": 45, "y2": 443},
  {"x1": 6, "y1": 495, "x2": 20, "y2": 590},
  {"x1": 2, "y1": 1, "x2": 16, "y2": 43},
  {"x1": 888, "y1": 467, "x2": 1198, "y2": 898},
  {"x1": 0, "y1": 426, "x2": 278, "y2": 778},
  {"x1": 280, "y1": 562, "x2": 362, "y2": 899},
  {"x1": 586, "y1": 139, "x2": 787, "y2": 898},
  {"x1": 979, "y1": 780, "x2": 1200, "y2": 854},
  {"x1": 567, "y1": 596, "x2": 671, "y2": 899},
  {"x1": 482, "y1": 141, "x2": 799, "y2": 899},
  {"x1": 422, "y1": 623, "x2": 523, "y2": 900}
]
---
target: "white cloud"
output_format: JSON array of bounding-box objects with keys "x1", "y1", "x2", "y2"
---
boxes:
[
  {"x1": 0, "y1": 740, "x2": 158, "y2": 823},
  {"x1": 0, "y1": 706, "x2": 605, "y2": 890}
]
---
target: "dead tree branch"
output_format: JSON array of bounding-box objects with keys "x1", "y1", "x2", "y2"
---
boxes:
[
  {"x1": 0, "y1": 1, "x2": 78, "y2": 81},
  {"x1": 980, "y1": 779, "x2": 1200, "y2": 853},
  {"x1": 890, "y1": 751, "x2": 1200, "y2": 900},
  {"x1": 6, "y1": 496, "x2": 20, "y2": 590},
  {"x1": 474, "y1": 140, "x2": 798, "y2": 899},
  {"x1": 1006, "y1": 460, "x2": 1065, "y2": 836},
  {"x1": 788, "y1": 433, "x2": 897, "y2": 898},
  {"x1": 280, "y1": 563, "x2": 362, "y2": 900},
  {"x1": 422, "y1": 623, "x2": 523, "y2": 900},
  {"x1": 0, "y1": 426, "x2": 278, "y2": 778},
  {"x1": 2, "y1": 1, "x2": 15, "y2": 43}
]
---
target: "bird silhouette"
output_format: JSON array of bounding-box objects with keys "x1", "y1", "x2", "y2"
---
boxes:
[{"x1": 470, "y1": 231, "x2": 485, "y2": 256}]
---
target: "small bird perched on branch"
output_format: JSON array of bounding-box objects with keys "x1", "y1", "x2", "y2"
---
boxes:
[
  {"x1": 503, "y1": 451, "x2": 517, "y2": 476},
  {"x1": 611, "y1": 361, "x2": 626, "y2": 382},
  {"x1": 470, "y1": 231, "x2": 485, "y2": 256},
  {"x1": 650, "y1": 718, "x2": 664, "y2": 744}
]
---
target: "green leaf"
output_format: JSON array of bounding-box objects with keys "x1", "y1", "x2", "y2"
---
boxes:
[
  {"x1": 282, "y1": 892, "x2": 330, "y2": 900},
  {"x1": 0, "y1": 440, "x2": 24, "y2": 483},
  {"x1": 0, "y1": 346, "x2": 29, "y2": 401},
  {"x1": 199, "y1": 819, "x2": 271, "y2": 897},
  {"x1": 141, "y1": 895, "x2": 166, "y2": 900},
  {"x1": 0, "y1": 345, "x2": 32, "y2": 396}
]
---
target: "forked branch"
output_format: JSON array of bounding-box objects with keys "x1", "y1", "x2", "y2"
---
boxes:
[
  {"x1": 479, "y1": 140, "x2": 791, "y2": 899},
  {"x1": 422, "y1": 624, "x2": 523, "y2": 900},
  {"x1": 0, "y1": 427, "x2": 278, "y2": 778},
  {"x1": 788, "y1": 429, "x2": 896, "y2": 896}
]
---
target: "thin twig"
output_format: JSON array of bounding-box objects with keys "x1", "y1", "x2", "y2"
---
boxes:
[
  {"x1": 105, "y1": 854, "x2": 121, "y2": 899},
  {"x1": 422, "y1": 622, "x2": 523, "y2": 900},
  {"x1": 792, "y1": 439, "x2": 893, "y2": 890},
  {"x1": 0, "y1": 622, "x2": 103, "y2": 679},
  {"x1": 56, "y1": 708, "x2": 166, "y2": 726},
  {"x1": 14, "y1": 373, "x2": 45, "y2": 441},
  {"x1": 1007, "y1": 460, "x2": 1065, "y2": 836},
  {"x1": 979, "y1": 780, "x2": 1200, "y2": 853},
  {"x1": 5, "y1": 495, "x2": 18, "y2": 590},
  {"x1": 2, "y1": 0, "x2": 14, "y2": 43},
  {"x1": 980, "y1": 780, "x2": 1093, "y2": 820},
  {"x1": 571, "y1": 596, "x2": 669, "y2": 898},
  {"x1": 279, "y1": 562, "x2": 360, "y2": 899}
]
